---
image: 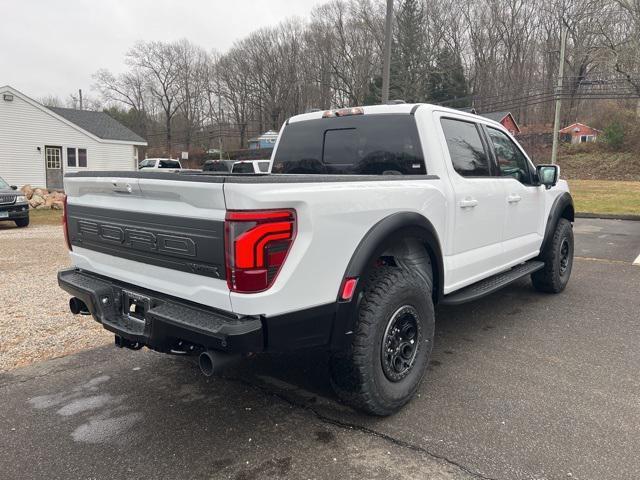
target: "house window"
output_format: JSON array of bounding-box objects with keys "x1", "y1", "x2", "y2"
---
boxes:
[
  {"x1": 580, "y1": 135, "x2": 588, "y2": 143},
  {"x1": 46, "y1": 147, "x2": 61, "y2": 169},
  {"x1": 78, "y1": 148, "x2": 87, "y2": 167},
  {"x1": 66, "y1": 148, "x2": 88, "y2": 167},
  {"x1": 67, "y1": 148, "x2": 76, "y2": 167}
]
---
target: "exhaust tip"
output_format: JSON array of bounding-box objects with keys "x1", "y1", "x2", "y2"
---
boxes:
[
  {"x1": 69, "y1": 297, "x2": 89, "y2": 315},
  {"x1": 199, "y1": 351, "x2": 215, "y2": 377}
]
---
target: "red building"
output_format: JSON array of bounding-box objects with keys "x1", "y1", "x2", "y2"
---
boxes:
[
  {"x1": 480, "y1": 111, "x2": 521, "y2": 135},
  {"x1": 559, "y1": 123, "x2": 601, "y2": 144},
  {"x1": 458, "y1": 108, "x2": 521, "y2": 135}
]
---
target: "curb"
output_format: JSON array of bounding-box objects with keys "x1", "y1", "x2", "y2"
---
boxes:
[{"x1": 576, "y1": 212, "x2": 640, "y2": 221}]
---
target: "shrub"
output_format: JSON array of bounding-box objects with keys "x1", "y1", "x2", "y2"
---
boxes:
[{"x1": 603, "y1": 122, "x2": 625, "y2": 149}]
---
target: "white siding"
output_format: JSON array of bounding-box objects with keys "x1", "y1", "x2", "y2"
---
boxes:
[{"x1": 0, "y1": 89, "x2": 138, "y2": 188}]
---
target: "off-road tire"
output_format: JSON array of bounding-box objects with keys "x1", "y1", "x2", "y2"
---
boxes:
[
  {"x1": 14, "y1": 217, "x2": 29, "y2": 228},
  {"x1": 329, "y1": 265, "x2": 435, "y2": 416},
  {"x1": 532, "y1": 218, "x2": 573, "y2": 293}
]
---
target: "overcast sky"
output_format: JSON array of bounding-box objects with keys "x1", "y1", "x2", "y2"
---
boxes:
[{"x1": 1, "y1": 0, "x2": 326, "y2": 101}]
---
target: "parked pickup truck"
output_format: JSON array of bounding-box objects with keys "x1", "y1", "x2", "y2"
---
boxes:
[
  {"x1": 138, "y1": 158, "x2": 182, "y2": 171},
  {"x1": 58, "y1": 104, "x2": 574, "y2": 415}
]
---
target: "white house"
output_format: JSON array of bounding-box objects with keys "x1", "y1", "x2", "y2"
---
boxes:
[{"x1": 0, "y1": 85, "x2": 147, "y2": 190}]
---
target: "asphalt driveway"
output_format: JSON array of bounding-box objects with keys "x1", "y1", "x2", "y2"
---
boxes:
[{"x1": 1, "y1": 218, "x2": 639, "y2": 479}]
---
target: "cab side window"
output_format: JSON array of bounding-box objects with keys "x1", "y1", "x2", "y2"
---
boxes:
[
  {"x1": 440, "y1": 118, "x2": 491, "y2": 177},
  {"x1": 487, "y1": 128, "x2": 532, "y2": 184}
]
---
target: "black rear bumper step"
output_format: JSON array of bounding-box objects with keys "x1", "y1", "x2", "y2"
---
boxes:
[
  {"x1": 57, "y1": 268, "x2": 263, "y2": 354},
  {"x1": 440, "y1": 260, "x2": 544, "y2": 306}
]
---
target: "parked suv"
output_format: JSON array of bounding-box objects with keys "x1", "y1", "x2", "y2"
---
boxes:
[
  {"x1": 0, "y1": 176, "x2": 29, "y2": 227},
  {"x1": 58, "y1": 104, "x2": 574, "y2": 415}
]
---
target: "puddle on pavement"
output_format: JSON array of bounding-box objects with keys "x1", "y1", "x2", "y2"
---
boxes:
[{"x1": 27, "y1": 374, "x2": 142, "y2": 445}]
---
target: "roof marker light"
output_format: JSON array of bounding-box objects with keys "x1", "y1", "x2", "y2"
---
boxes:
[{"x1": 322, "y1": 107, "x2": 364, "y2": 118}]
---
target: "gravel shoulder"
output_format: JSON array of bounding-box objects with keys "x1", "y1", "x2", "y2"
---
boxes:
[{"x1": 0, "y1": 224, "x2": 110, "y2": 371}]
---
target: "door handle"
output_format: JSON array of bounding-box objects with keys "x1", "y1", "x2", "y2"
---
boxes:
[
  {"x1": 459, "y1": 198, "x2": 478, "y2": 208},
  {"x1": 507, "y1": 194, "x2": 522, "y2": 204}
]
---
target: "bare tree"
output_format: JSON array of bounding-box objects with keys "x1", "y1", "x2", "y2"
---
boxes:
[
  {"x1": 127, "y1": 41, "x2": 184, "y2": 150},
  {"x1": 38, "y1": 95, "x2": 63, "y2": 108},
  {"x1": 174, "y1": 39, "x2": 209, "y2": 149},
  {"x1": 94, "y1": 68, "x2": 149, "y2": 134},
  {"x1": 89, "y1": 0, "x2": 638, "y2": 151},
  {"x1": 217, "y1": 46, "x2": 252, "y2": 147}
]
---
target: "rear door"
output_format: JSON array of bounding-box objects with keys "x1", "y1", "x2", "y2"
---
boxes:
[
  {"x1": 63, "y1": 173, "x2": 231, "y2": 310},
  {"x1": 437, "y1": 116, "x2": 507, "y2": 290}
]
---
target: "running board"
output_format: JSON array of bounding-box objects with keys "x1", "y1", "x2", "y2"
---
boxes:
[{"x1": 440, "y1": 261, "x2": 544, "y2": 306}]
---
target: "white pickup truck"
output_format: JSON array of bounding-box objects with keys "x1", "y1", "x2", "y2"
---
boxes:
[{"x1": 58, "y1": 103, "x2": 574, "y2": 415}]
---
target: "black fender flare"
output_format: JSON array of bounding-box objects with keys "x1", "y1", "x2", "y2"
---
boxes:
[
  {"x1": 541, "y1": 192, "x2": 575, "y2": 253},
  {"x1": 330, "y1": 212, "x2": 444, "y2": 351}
]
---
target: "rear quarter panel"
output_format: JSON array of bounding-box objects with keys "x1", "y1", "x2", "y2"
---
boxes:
[{"x1": 224, "y1": 178, "x2": 446, "y2": 316}]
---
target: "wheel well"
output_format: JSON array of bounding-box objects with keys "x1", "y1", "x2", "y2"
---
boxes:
[
  {"x1": 332, "y1": 215, "x2": 444, "y2": 352},
  {"x1": 561, "y1": 203, "x2": 575, "y2": 222},
  {"x1": 378, "y1": 237, "x2": 438, "y2": 302},
  {"x1": 341, "y1": 213, "x2": 445, "y2": 304}
]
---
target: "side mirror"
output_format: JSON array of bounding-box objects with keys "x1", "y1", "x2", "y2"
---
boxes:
[
  {"x1": 536, "y1": 165, "x2": 559, "y2": 189},
  {"x1": 10, "y1": 185, "x2": 17, "y2": 190}
]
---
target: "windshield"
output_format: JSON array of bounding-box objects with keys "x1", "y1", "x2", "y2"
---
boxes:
[
  {"x1": 139, "y1": 159, "x2": 155, "y2": 169},
  {"x1": 272, "y1": 114, "x2": 425, "y2": 175},
  {"x1": 203, "y1": 161, "x2": 230, "y2": 172},
  {"x1": 158, "y1": 160, "x2": 181, "y2": 168},
  {"x1": 232, "y1": 162, "x2": 255, "y2": 174},
  {"x1": 0, "y1": 176, "x2": 9, "y2": 189}
]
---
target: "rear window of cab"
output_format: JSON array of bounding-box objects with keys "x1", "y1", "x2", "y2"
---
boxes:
[{"x1": 272, "y1": 114, "x2": 426, "y2": 175}]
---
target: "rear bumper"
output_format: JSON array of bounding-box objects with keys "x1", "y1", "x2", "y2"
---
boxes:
[
  {"x1": 58, "y1": 268, "x2": 263, "y2": 354},
  {"x1": 0, "y1": 203, "x2": 29, "y2": 219},
  {"x1": 58, "y1": 268, "x2": 342, "y2": 354}
]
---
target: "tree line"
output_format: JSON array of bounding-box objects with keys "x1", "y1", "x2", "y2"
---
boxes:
[{"x1": 85, "y1": 0, "x2": 640, "y2": 153}]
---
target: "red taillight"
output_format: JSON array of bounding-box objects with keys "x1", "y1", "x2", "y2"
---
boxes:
[
  {"x1": 62, "y1": 195, "x2": 72, "y2": 251},
  {"x1": 225, "y1": 209, "x2": 296, "y2": 293}
]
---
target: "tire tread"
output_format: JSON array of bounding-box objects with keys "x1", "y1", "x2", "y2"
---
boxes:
[
  {"x1": 330, "y1": 265, "x2": 434, "y2": 415},
  {"x1": 532, "y1": 218, "x2": 572, "y2": 293}
]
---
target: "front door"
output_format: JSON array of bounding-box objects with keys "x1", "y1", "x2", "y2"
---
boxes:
[
  {"x1": 483, "y1": 127, "x2": 544, "y2": 263},
  {"x1": 45, "y1": 146, "x2": 63, "y2": 190}
]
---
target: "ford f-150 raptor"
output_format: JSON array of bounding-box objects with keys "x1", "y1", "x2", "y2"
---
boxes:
[{"x1": 58, "y1": 103, "x2": 574, "y2": 415}]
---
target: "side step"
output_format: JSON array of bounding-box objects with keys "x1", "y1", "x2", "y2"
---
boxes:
[{"x1": 440, "y1": 260, "x2": 544, "y2": 306}]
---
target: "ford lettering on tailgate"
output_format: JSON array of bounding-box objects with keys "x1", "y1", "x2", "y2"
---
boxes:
[
  {"x1": 77, "y1": 220, "x2": 196, "y2": 257},
  {"x1": 67, "y1": 205, "x2": 225, "y2": 279}
]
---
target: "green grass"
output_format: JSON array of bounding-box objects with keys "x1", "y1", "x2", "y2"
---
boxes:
[
  {"x1": 568, "y1": 180, "x2": 640, "y2": 216},
  {"x1": 28, "y1": 208, "x2": 63, "y2": 226}
]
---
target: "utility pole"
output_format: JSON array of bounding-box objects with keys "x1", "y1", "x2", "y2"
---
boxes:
[
  {"x1": 381, "y1": 0, "x2": 393, "y2": 104},
  {"x1": 551, "y1": 21, "x2": 568, "y2": 165},
  {"x1": 217, "y1": 76, "x2": 223, "y2": 160}
]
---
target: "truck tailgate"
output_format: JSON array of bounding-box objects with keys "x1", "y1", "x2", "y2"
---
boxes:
[{"x1": 64, "y1": 173, "x2": 231, "y2": 311}]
